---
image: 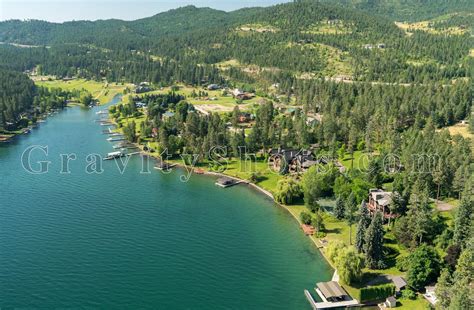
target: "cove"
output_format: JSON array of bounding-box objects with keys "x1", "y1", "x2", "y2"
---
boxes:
[{"x1": 0, "y1": 96, "x2": 332, "y2": 309}]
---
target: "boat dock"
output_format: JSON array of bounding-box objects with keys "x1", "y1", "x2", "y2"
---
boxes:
[
  {"x1": 104, "y1": 151, "x2": 125, "y2": 160},
  {"x1": 107, "y1": 137, "x2": 125, "y2": 142},
  {"x1": 215, "y1": 176, "x2": 243, "y2": 188},
  {"x1": 104, "y1": 151, "x2": 141, "y2": 160},
  {"x1": 100, "y1": 122, "x2": 114, "y2": 126},
  {"x1": 304, "y1": 282, "x2": 360, "y2": 309},
  {"x1": 154, "y1": 162, "x2": 177, "y2": 171}
]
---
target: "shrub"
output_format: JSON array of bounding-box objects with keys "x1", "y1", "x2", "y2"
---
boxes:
[
  {"x1": 300, "y1": 211, "x2": 312, "y2": 225},
  {"x1": 326, "y1": 242, "x2": 365, "y2": 285},
  {"x1": 401, "y1": 288, "x2": 416, "y2": 300},
  {"x1": 359, "y1": 284, "x2": 396, "y2": 302},
  {"x1": 274, "y1": 178, "x2": 302, "y2": 204}
]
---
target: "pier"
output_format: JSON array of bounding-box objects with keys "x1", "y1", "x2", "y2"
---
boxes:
[
  {"x1": 215, "y1": 176, "x2": 244, "y2": 188},
  {"x1": 107, "y1": 137, "x2": 125, "y2": 142},
  {"x1": 305, "y1": 281, "x2": 360, "y2": 309},
  {"x1": 304, "y1": 289, "x2": 359, "y2": 309}
]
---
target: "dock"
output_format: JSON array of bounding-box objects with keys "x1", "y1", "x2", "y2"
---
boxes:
[
  {"x1": 107, "y1": 137, "x2": 125, "y2": 142},
  {"x1": 215, "y1": 176, "x2": 243, "y2": 188},
  {"x1": 103, "y1": 151, "x2": 141, "y2": 161},
  {"x1": 100, "y1": 122, "x2": 114, "y2": 126},
  {"x1": 154, "y1": 162, "x2": 177, "y2": 171},
  {"x1": 306, "y1": 281, "x2": 360, "y2": 309}
]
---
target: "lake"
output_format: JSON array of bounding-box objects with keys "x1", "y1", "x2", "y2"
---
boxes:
[{"x1": 0, "y1": 96, "x2": 332, "y2": 309}]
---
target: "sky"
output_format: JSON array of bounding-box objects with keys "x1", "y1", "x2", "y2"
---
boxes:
[{"x1": 0, "y1": 0, "x2": 291, "y2": 22}]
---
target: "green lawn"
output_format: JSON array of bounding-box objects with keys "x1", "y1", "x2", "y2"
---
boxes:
[
  {"x1": 136, "y1": 84, "x2": 265, "y2": 114},
  {"x1": 397, "y1": 295, "x2": 431, "y2": 309},
  {"x1": 165, "y1": 157, "x2": 283, "y2": 194},
  {"x1": 35, "y1": 78, "x2": 129, "y2": 104},
  {"x1": 340, "y1": 150, "x2": 369, "y2": 171},
  {"x1": 117, "y1": 114, "x2": 147, "y2": 134}
]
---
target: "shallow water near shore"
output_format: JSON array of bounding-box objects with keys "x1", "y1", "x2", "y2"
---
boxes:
[{"x1": 0, "y1": 96, "x2": 332, "y2": 309}]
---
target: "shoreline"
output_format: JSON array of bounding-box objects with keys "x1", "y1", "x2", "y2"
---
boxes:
[
  {"x1": 142, "y1": 148, "x2": 336, "y2": 271},
  {"x1": 0, "y1": 104, "x2": 81, "y2": 144},
  {"x1": 106, "y1": 104, "x2": 336, "y2": 275}
]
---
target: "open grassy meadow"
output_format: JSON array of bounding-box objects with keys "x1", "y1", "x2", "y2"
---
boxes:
[
  {"x1": 35, "y1": 78, "x2": 130, "y2": 104},
  {"x1": 136, "y1": 85, "x2": 266, "y2": 114}
]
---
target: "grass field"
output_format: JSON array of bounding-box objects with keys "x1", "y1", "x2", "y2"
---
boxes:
[
  {"x1": 35, "y1": 78, "x2": 130, "y2": 104},
  {"x1": 137, "y1": 85, "x2": 265, "y2": 114},
  {"x1": 446, "y1": 122, "x2": 474, "y2": 154},
  {"x1": 304, "y1": 21, "x2": 353, "y2": 35},
  {"x1": 397, "y1": 295, "x2": 431, "y2": 309},
  {"x1": 395, "y1": 20, "x2": 469, "y2": 36},
  {"x1": 340, "y1": 150, "x2": 370, "y2": 171}
]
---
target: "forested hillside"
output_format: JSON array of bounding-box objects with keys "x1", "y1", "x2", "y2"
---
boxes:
[
  {"x1": 0, "y1": 2, "x2": 472, "y2": 306},
  {"x1": 320, "y1": 0, "x2": 474, "y2": 21},
  {"x1": 0, "y1": 68, "x2": 73, "y2": 131},
  {"x1": 1, "y1": 1, "x2": 472, "y2": 86},
  {"x1": 0, "y1": 69, "x2": 36, "y2": 128}
]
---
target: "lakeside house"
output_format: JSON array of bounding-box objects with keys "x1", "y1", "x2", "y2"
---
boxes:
[
  {"x1": 232, "y1": 88, "x2": 254, "y2": 100},
  {"x1": 207, "y1": 84, "x2": 220, "y2": 90},
  {"x1": 135, "y1": 82, "x2": 151, "y2": 94},
  {"x1": 268, "y1": 148, "x2": 320, "y2": 174},
  {"x1": 367, "y1": 189, "x2": 395, "y2": 220}
]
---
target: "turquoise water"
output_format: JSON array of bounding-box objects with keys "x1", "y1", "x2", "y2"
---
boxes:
[{"x1": 0, "y1": 96, "x2": 332, "y2": 309}]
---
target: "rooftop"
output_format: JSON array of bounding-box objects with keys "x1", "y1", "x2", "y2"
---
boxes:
[
  {"x1": 369, "y1": 189, "x2": 393, "y2": 206},
  {"x1": 317, "y1": 281, "x2": 348, "y2": 300}
]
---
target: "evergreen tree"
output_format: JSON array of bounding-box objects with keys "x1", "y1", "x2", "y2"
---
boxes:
[
  {"x1": 453, "y1": 195, "x2": 473, "y2": 249},
  {"x1": 435, "y1": 269, "x2": 453, "y2": 309},
  {"x1": 355, "y1": 202, "x2": 371, "y2": 253},
  {"x1": 364, "y1": 212, "x2": 385, "y2": 269},
  {"x1": 334, "y1": 196, "x2": 345, "y2": 220},
  {"x1": 345, "y1": 193, "x2": 358, "y2": 245}
]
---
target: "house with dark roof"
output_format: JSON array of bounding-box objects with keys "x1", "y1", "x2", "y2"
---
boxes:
[
  {"x1": 367, "y1": 189, "x2": 396, "y2": 220},
  {"x1": 268, "y1": 148, "x2": 319, "y2": 174}
]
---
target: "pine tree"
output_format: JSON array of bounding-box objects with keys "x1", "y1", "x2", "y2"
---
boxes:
[
  {"x1": 453, "y1": 195, "x2": 473, "y2": 249},
  {"x1": 334, "y1": 196, "x2": 345, "y2": 220},
  {"x1": 435, "y1": 268, "x2": 453, "y2": 309},
  {"x1": 345, "y1": 193, "x2": 358, "y2": 245},
  {"x1": 355, "y1": 202, "x2": 371, "y2": 253},
  {"x1": 364, "y1": 212, "x2": 385, "y2": 269},
  {"x1": 452, "y1": 164, "x2": 466, "y2": 199}
]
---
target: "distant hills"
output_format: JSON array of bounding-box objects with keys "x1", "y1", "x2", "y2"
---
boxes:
[
  {"x1": 0, "y1": 1, "x2": 472, "y2": 84},
  {"x1": 320, "y1": 0, "x2": 474, "y2": 21}
]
